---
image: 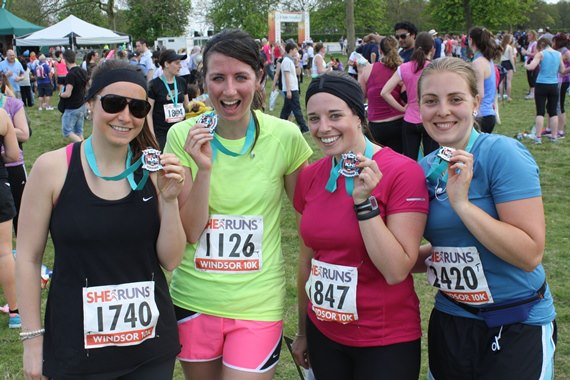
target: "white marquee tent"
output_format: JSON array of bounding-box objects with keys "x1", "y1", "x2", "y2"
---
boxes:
[{"x1": 15, "y1": 15, "x2": 129, "y2": 47}]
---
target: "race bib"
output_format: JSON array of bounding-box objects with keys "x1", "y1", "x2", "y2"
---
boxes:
[
  {"x1": 83, "y1": 281, "x2": 159, "y2": 349},
  {"x1": 306, "y1": 259, "x2": 358, "y2": 324},
  {"x1": 426, "y1": 246, "x2": 494, "y2": 305},
  {"x1": 163, "y1": 103, "x2": 185, "y2": 123},
  {"x1": 195, "y1": 215, "x2": 263, "y2": 273}
]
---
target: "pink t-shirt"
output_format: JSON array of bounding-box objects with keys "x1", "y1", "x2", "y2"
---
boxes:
[
  {"x1": 398, "y1": 60, "x2": 429, "y2": 124},
  {"x1": 294, "y1": 148, "x2": 428, "y2": 347},
  {"x1": 367, "y1": 62, "x2": 404, "y2": 121},
  {"x1": 55, "y1": 60, "x2": 68, "y2": 77}
]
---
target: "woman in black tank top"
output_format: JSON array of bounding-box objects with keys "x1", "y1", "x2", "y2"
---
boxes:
[{"x1": 15, "y1": 60, "x2": 187, "y2": 380}]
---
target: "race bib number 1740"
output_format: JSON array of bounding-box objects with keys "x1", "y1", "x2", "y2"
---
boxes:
[{"x1": 83, "y1": 281, "x2": 159, "y2": 349}]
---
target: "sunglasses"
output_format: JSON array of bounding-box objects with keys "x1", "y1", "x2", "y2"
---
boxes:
[
  {"x1": 395, "y1": 33, "x2": 410, "y2": 40},
  {"x1": 97, "y1": 94, "x2": 151, "y2": 118}
]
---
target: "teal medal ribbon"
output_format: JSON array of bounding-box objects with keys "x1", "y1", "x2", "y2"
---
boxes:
[
  {"x1": 210, "y1": 112, "x2": 255, "y2": 160},
  {"x1": 325, "y1": 137, "x2": 374, "y2": 196},
  {"x1": 425, "y1": 128, "x2": 480, "y2": 187},
  {"x1": 160, "y1": 75, "x2": 178, "y2": 105},
  {"x1": 0, "y1": 93, "x2": 5, "y2": 109},
  {"x1": 471, "y1": 51, "x2": 483, "y2": 62},
  {"x1": 84, "y1": 137, "x2": 149, "y2": 191}
]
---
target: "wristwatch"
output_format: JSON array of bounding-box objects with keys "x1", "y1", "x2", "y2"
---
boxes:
[{"x1": 353, "y1": 196, "x2": 378, "y2": 213}]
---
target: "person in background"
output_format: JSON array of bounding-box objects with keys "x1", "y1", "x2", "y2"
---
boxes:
[
  {"x1": 417, "y1": 56, "x2": 556, "y2": 380},
  {"x1": 53, "y1": 50, "x2": 68, "y2": 94},
  {"x1": 19, "y1": 59, "x2": 33, "y2": 107},
  {"x1": 0, "y1": 77, "x2": 31, "y2": 236},
  {"x1": 0, "y1": 107, "x2": 21, "y2": 330},
  {"x1": 136, "y1": 39, "x2": 155, "y2": 81},
  {"x1": 553, "y1": 33, "x2": 570, "y2": 139},
  {"x1": 280, "y1": 41, "x2": 309, "y2": 133},
  {"x1": 359, "y1": 36, "x2": 405, "y2": 153},
  {"x1": 394, "y1": 21, "x2": 417, "y2": 63},
  {"x1": 35, "y1": 55, "x2": 54, "y2": 111},
  {"x1": 469, "y1": 27, "x2": 501, "y2": 133},
  {"x1": 148, "y1": 49, "x2": 189, "y2": 150},
  {"x1": 59, "y1": 49, "x2": 88, "y2": 142},
  {"x1": 17, "y1": 59, "x2": 185, "y2": 380},
  {"x1": 292, "y1": 71, "x2": 428, "y2": 379},
  {"x1": 382, "y1": 32, "x2": 438, "y2": 160},
  {"x1": 499, "y1": 33, "x2": 516, "y2": 101},
  {"x1": 0, "y1": 50, "x2": 24, "y2": 99},
  {"x1": 521, "y1": 30, "x2": 539, "y2": 100},
  {"x1": 165, "y1": 29, "x2": 312, "y2": 380}
]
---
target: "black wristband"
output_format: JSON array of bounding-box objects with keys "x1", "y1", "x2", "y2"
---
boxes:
[{"x1": 356, "y1": 208, "x2": 380, "y2": 221}]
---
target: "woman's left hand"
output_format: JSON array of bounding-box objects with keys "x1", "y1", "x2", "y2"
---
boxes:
[
  {"x1": 446, "y1": 150, "x2": 473, "y2": 211},
  {"x1": 352, "y1": 153, "x2": 382, "y2": 204},
  {"x1": 156, "y1": 153, "x2": 185, "y2": 201}
]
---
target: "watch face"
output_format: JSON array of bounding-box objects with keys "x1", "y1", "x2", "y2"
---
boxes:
[{"x1": 369, "y1": 196, "x2": 378, "y2": 210}]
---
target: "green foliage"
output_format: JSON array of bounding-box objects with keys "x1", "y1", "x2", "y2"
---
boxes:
[
  {"x1": 57, "y1": 0, "x2": 107, "y2": 27},
  {"x1": 7, "y1": 0, "x2": 47, "y2": 26},
  {"x1": 125, "y1": 0, "x2": 191, "y2": 45},
  {"x1": 427, "y1": 0, "x2": 535, "y2": 33},
  {"x1": 208, "y1": 0, "x2": 272, "y2": 37}
]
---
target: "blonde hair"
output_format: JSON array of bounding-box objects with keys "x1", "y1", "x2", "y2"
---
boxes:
[{"x1": 418, "y1": 57, "x2": 478, "y2": 100}]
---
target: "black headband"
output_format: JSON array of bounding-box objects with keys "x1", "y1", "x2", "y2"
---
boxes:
[
  {"x1": 85, "y1": 68, "x2": 148, "y2": 101},
  {"x1": 305, "y1": 74, "x2": 366, "y2": 123}
]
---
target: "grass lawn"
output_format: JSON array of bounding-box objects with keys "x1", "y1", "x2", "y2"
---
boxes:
[{"x1": 1, "y1": 59, "x2": 569, "y2": 379}]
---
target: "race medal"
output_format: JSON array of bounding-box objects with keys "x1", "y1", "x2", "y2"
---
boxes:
[
  {"x1": 197, "y1": 112, "x2": 218, "y2": 135},
  {"x1": 141, "y1": 148, "x2": 163, "y2": 172},
  {"x1": 163, "y1": 103, "x2": 185, "y2": 123},
  {"x1": 426, "y1": 246, "x2": 494, "y2": 305},
  {"x1": 83, "y1": 281, "x2": 159, "y2": 349},
  {"x1": 437, "y1": 146, "x2": 455, "y2": 162},
  {"x1": 339, "y1": 151, "x2": 360, "y2": 178},
  {"x1": 306, "y1": 259, "x2": 359, "y2": 324},
  {"x1": 195, "y1": 215, "x2": 263, "y2": 274}
]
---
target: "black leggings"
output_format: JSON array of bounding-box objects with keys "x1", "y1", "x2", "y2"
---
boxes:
[
  {"x1": 535, "y1": 83, "x2": 559, "y2": 117},
  {"x1": 477, "y1": 115, "x2": 496, "y2": 134},
  {"x1": 368, "y1": 118, "x2": 404, "y2": 154},
  {"x1": 306, "y1": 317, "x2": 421, "y2": 380},
  {"x1": 560, "y1": 82, "x2": 569, "y2": 114},
  {"x1": 52, "y1": 357, "x2": 176, "y2": 380},
  {"x1": 7, "y1": 163, "x2": 26, "y2": 235},
  {"x1": 401, "y1": 120, "x2": 439, "y2": 161},
  {"x1": 527, "y1": 67, "x2": 539, "y2": 89}
]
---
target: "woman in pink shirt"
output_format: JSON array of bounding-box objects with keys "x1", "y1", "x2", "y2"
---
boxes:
[{"x1": 382, "y1": 32, "x2": 438, "y2": 160}]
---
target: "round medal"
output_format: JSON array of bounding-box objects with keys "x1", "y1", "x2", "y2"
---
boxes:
[
  {"x1": 339, "y1": 151, "x2": 360, "y2": 178},
  {"x1": 197, "y1": 112, "x2": 218, "y2": 135},
  {"x1": 141, "y1": 148, "x2": 163, "y2": 172}
]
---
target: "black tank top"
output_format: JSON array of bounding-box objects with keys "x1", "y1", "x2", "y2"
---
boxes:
[{"x1": 44, "y1": 142, "x2": 179, "y2": 378}]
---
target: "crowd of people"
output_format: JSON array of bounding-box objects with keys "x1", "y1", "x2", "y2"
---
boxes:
[{"x1": 0, "y1": 20, "x2": 560, "y2": 380}]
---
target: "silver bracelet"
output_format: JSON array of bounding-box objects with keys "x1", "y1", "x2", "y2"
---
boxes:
[{"x1": 19, "y1": 328, "x2": 45, "y2": 341}]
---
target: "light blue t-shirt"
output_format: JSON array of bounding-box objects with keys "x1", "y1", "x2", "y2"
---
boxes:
[
  {"x1": 0, "y1": 60, "x2": 24, "y2": 91},
  {"x1": 420, "y1": 133, "x2": 555, "y2": 325},
  {"x1": 537, "y1": 49, "x2": 561, "y2": 85}
]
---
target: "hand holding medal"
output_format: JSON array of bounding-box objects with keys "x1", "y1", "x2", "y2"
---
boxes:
[
  {"x1": 349, "y1": 152, "x2": 382, "y2": 204},
  {"x1": 183, "y1": 113, "x2": 216, "y2": 171},
  {"x1": 144, "y1": 148, "x2": 185, "y2": 201},
  {"x1": 444, "y1": 148, "x2": 474, "y2": 209}
]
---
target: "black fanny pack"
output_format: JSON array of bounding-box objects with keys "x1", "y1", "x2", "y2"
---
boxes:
[{"x1": 441, "y1": 282, "x2": 546, "y2": 328}]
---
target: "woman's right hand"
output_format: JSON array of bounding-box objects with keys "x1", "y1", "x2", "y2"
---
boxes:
[
  {"x1": 292, "y1": 335, "x2": 310, "y2": 370},
  {"x1": 23, "y1": 338, "x2": 47, "y2": 380},
  {"x1": 183, "y1": 121, "x2": 214, "y2": 171}
]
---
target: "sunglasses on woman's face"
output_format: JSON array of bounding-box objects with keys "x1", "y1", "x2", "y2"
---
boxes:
[
  {"x1": 96, "y1": 94, "x2": 151, "y2": 118},
  {"x1": 395, "y1": 32, "x2": 410, "y2": 40}
]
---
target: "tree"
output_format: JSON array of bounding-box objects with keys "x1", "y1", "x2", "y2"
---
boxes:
[
  {"x1": 126, "y1": 0, "x2": 191, "y2": 45},
  {"x1": 208, "y1": 0, "x2": 273, "y2": 37},
  {"x1": 8, "y1": 0, "x2": 47, "y2": 25},
  {"x1": 427, "y1": 0, "x2": 536, "y2": 33}
]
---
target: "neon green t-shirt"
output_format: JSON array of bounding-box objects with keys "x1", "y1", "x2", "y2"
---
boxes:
[{"x1": 165, "y1": 110, "x2": 312, "y2": 321}]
